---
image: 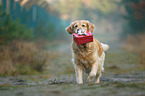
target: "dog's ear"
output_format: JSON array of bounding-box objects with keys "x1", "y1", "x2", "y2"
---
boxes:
[
  {"x1": 87, "y1": 21, "x2": 95, "y2": 33},
  {"x1": 65, "y1": 22, "x2": 75, "y2": 34}
]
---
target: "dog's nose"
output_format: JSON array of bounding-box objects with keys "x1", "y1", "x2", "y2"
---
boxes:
[{"x1": 77, "y1": 28, "x2": 83, "y2": 33}]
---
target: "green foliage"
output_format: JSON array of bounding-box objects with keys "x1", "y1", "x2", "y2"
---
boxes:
[
  {"x1": 122, "y1": 0, "x2": 145, "y2": 35},
  {"x1": 0, "y1": 5, "x2": 33, "y2": 44},
  {"x1": 35, "y1": 21, "x2": 55, "y2": 40},
  {"x1": 35, "y1": 20, "x2": 66, "y2": 41}
]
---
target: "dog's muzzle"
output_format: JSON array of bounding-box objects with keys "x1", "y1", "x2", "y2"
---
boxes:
[
  {"x1": 76, "y1": 28, "x2": 87, "y2": 35},
  {"x1": 76, "y1": 28, "x2": 83, "y2": 34}
]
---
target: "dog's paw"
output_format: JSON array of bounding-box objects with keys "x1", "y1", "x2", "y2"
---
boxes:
[
  {"x1": 95, "y1": 79, "x2": 100, "y2": 84},
  {"x1": 87, "y1": 72, "x2": 96, "y2": 83},
  {"x1": 87, "y1": 77, "x2": 93, "y2": 84},
  {"x1": 87, "y1": 73, "x2": 96, "y2": 83},
  {"x1": 77, "y1": 81, "x2": 83, "y2": 84}
]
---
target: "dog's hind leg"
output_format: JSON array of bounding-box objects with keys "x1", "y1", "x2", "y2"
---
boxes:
[{"x1": 95, "y1": 66, "x2": 102, "y2": 83}]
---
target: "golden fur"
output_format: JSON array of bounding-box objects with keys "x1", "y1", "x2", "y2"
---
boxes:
[
  {"x1": 66, "y1": 20, "x2": 109, "y2": 84},
  {"x1": 71, "y1": 39, "x2": 103, "y2": 69}
]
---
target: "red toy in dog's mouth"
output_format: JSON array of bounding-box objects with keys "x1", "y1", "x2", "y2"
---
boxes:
[{"x1": 73, "y1": 31, "x2": 93, "y2": 45}]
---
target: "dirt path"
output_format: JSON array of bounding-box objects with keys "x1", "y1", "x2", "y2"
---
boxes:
[
  {"x1": 0, "y1": 73, "x2": 145, "y2": 96},
  {"x1": 0, "y1": 42, "x2": 145, "y2": 96}
]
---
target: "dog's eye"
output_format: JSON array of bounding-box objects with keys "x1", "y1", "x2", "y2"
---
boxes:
[
  {"x1": 82, "y1": 25, "x2": 85, "y2": 27},
  {"x1": 74, "y1": 25, "x2": 78, "y2": 27}
]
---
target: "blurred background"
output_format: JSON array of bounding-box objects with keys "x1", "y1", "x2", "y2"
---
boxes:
[{"x1": 0, "y1": 0, "x2": 145, "y2": 76}]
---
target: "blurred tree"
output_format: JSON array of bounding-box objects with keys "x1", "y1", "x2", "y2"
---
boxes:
[
  {"x1": 50, "y1": 0, "x2": 118, "y2": 21},
  {"x1": 1, "y1": 0, "x2": 69, "y2": 41},
  {"x1": 122, "y1": 0, "x2": 145, "y2": 35},
  {"x1": 82, "y1": 0, "x2": 117, "y2": 14},
  {"x1": 0, "y1": 5, "x2": 33, "y2": 44},
  {"x1": 19, "y1": 0, "x2": 49, "y2": 10},
  {"x1": 35, "y1": 20, "x2": 55, "y2": 40}
]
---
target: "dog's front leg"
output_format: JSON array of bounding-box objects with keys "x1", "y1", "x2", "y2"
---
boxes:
[
  {"x1": 75, "y1": 64, "x2": 83, "y2": 84},
  {"x1": 87, "y1": 61, "x2": 98, "y2": 83}
]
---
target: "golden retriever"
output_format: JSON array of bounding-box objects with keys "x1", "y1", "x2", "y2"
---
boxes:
[{"x1": 65, "y1": 20, "x2": 109, "y2": 84}]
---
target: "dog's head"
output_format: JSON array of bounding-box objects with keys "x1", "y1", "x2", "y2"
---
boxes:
[{"x1": 65, "y1": 20, "x2": 94, "y2": 34}]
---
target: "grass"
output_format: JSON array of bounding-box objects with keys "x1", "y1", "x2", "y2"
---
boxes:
[
  {"x1": 110, "y1": 82, "x2": 145, "y2": 89},
  {"x1": 104, "y1": 49, "x2": 144, "y2": 74},
  {"x1": 0, "y1": 40, "x2": 49, "y2": 76},
  {"x1": 0, "y1": 80, "x2": 144, "y2": 89},
  {"x1": 0, "y1": 35, "x2": 145, "y2": 96}
]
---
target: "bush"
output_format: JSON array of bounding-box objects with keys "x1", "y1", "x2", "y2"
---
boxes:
[
  {"x1": 0, "y1": 5, "x2": 33, "y2": 44},
  {"x1": 0, "y1": 40, "x2": 48, "y2": 76},
  {"x1": 123, "y1": 33, "x2": 145, "y2": 64}
]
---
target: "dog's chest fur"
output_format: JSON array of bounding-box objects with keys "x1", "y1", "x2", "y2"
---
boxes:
[{"x1": 72, "y1": 41, "x2": 97, "y2": 69}]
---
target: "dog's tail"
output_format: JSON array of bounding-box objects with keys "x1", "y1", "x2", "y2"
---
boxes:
[{"x1": 101, "y1": 43, "x2": 109, "y2": 52}]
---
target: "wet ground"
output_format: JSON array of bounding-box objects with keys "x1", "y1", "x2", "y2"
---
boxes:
[{"x1": 0, "y1": 42, "x2": 145, "y2": 96}]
